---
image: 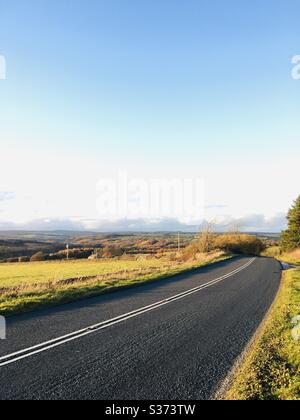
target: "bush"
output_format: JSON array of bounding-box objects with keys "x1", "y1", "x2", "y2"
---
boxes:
[
  {"x1": 58, "y1": 248, "x2": 93, "y2": 260},
  {"x1": 18, "y1": 256, "x2": 30, "y2": 263},
  {"x1": 6, "y1": 257, "x2": 19, "y2": 263},
  {"x1": 262, "y1": 246, "x2": 281, "y2": 258},
  {"x1": 197, "y1": 224, "x2": 216, "y2": 253},
  {"x1": 215, "y1": 234, "x2": 265, "y2": 256},
  {"x1": 181, "y1": 242, "x2": 203, "y2": 261},
  {"x1": 30, "y1": 252, "x2": 47, "y2": 262},
  {"x1": 181, "y1": 224, "x2": 216, "y2": 261},
  {"x1": 102, "y1": 246, "x2": 124, "y2": 258},
  {"x1": 47, "y1": 253, "x2": 64, "y2": 261},
  {"x1": 47, "y1": 248, "x2": 94, "y2": 261}
]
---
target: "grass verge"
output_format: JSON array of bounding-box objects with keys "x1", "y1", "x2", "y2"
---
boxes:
[
  {"x1": 279, "y1": 250, "x2": 300, "y2": 265},
  {"x1": 0, "y1": 252, "x2": 230, "y2": 317},
  {"x1": 262, "y1": 247, "x2": 300, "y2": 265},
  {"x1": 225, "y1": 269, "x2": 300, "y2": 400}
]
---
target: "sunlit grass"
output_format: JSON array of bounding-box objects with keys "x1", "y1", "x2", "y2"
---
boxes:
[
  {"x1": 262, "y1": 246, "x2": 300, "y2": 265},
  {"x1": 226, "y1": 269, "x2": 300, "y2": 400},
  {"x1": 0, "y1": 258, "x2": 173, "y2": 287},
  {"x1": 0, "y1": 252, "x2": 230, "y2": 316}
]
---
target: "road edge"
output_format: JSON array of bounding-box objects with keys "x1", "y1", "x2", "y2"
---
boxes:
[{"x1": 212, "y1": 259, "x2": 283, "y2": 400}]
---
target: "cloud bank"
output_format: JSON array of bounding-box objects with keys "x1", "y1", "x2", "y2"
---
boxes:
[{"x1": 0, "y1": 213, "x2": 287, "y2": 233}]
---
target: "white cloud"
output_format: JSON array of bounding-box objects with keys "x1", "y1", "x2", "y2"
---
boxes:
[
  {"x1": 212, "y1": 213, "x2": 287, "y2": 233},
  {"x1": 0, "y1": 213, "x2": 287, "y2": 233},
  {"x1": 0, "y1": 191, "x2": 15, "y2": 202}
]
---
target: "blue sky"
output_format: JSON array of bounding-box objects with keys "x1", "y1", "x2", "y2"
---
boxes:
[{"x1": 0, "y1": 0, "x2": 299, "y2": 231}]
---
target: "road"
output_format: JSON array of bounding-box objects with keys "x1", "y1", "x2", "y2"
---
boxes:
[{"x1": 0, "y1": 256, "x2": 281, "y2": 400}]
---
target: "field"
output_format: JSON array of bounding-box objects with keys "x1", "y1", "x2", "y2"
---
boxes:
[
  {"x1": 0, "y1": 251, "x2": 229, "y2": 316},
  {"x1": 0, "y1": 231, "x2": 276, "y2": 317},
  {"x1": 0, "y1": 258, "x2": 167, "y2": 287},
  {"x1": 225, "y1": 269, "x2": 300, "y2": 400}
]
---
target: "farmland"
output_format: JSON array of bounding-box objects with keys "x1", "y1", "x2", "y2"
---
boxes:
[
  {"x1": 0, "y1": 251, "x2": 229, "y2": 316},
  {"x1": 0, "y1": 231, "x2": 273, "y2": 316},
  {"x1": 0, "y1": 232, "x2": 195, "y2": 262}
]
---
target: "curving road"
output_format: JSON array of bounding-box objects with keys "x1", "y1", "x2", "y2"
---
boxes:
[{"x1": 0, "y1": 256, "x2": 281, "y2": 400}]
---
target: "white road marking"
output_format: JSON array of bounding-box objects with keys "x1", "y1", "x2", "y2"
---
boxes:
[{"x1": 0, "y1": 258, "x2": 256, "y2": 367}]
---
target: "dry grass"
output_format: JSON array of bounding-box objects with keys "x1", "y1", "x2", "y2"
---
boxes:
[
  {"x1": 262, "y1": 247, "x2": 300, "y2": 265},
  {"x1": 283, "y1": 249, "x2": 300, "y2": 265}
]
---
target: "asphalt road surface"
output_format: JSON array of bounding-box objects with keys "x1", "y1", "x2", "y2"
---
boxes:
[{"x1": 0, "y1": 256, "x2": 281, "y2": 400}]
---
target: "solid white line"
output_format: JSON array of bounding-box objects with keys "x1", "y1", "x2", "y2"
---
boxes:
[{"x1": 0, "y1": 258, "x2": 256, "y2": 368}]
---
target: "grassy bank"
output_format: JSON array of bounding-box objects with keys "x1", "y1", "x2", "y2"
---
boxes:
[
  {"x1": 262, "y1": 247, "x2": 300, "y2": 265},
  {"x1": 0, "y1": 252, "x2": 230, "y2": 317},
  {"x1": 225, "y1": 269, "x2": 300, "y2": 400},
  {"x1": 279, "y1": 249, "x2": 300, "y2": 265}
]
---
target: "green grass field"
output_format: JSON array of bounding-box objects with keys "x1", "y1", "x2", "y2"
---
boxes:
[
  {"x1": 0, "y1": 258, "x2": 173, "y2": 288},
  {"x1": 226, "y1": 269, "x2": 300, "y2": 400},
  {"x1": 0, "y1": 252, "x2": 229, "y2": 316}
]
